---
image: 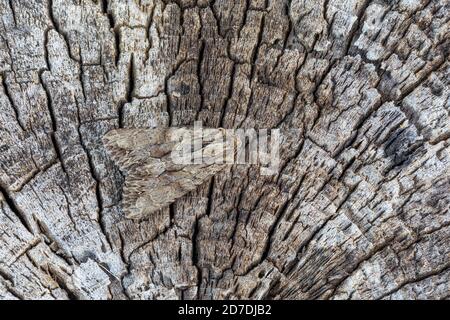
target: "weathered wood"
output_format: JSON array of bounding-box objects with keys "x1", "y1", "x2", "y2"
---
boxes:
[{"x1": 0, "y1": 0, "x2": 448, "y2": 300}]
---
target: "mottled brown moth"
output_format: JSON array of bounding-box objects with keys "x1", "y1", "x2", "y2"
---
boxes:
[
  {"x1": 103, "y1": 127, "x2": 242, "y2": 219},
  {"x1": 104, "y1": 123, "x2": 281, "y2": 219}
]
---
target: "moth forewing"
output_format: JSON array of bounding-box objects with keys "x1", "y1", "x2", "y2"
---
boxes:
[{"x1": 104, "y1": 127, "x2": 239, "y2": 219}]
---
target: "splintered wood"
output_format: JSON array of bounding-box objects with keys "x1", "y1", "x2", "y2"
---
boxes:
[{"x1": 0, "y1": 0, "x2": 448, "y2": 300}]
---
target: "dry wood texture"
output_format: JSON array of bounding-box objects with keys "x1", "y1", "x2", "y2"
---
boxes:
[{"x1": 0, "y1": 0, "x2": 449, "y2": 300}]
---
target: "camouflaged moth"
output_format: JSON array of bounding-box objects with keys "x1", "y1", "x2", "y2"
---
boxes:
[{"x1": 103, "y1": 127, "x2": 241, "y2": 219}]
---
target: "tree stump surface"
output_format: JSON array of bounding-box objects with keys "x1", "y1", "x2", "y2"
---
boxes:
[{"x1": 0, "y1": 0, "x2": 448, "y2": 299}]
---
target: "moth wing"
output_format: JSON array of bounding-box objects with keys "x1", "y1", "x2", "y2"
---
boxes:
[
  {"x1": 103, "y1": 128, "x2": 182, "y2": 171},
  {"x1": 123, "y1": 163, "x2": 226, "y2": 219},
  {"x1": 103, "y1": 127, "x2": 239, "y2": 219}
]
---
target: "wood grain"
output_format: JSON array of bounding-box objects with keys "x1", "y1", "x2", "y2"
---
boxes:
[{"x1": 0, "y1": 0, "x2": 448, "y2": 300}]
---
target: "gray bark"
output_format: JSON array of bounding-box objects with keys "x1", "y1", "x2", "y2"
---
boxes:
[{"x1": 0, "y1": 0, "x2": 449, "y2": 300}]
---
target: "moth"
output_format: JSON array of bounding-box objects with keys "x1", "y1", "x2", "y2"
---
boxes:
[{"x1": 103, "y1": 127, "x2": 241, "y2": 219}]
